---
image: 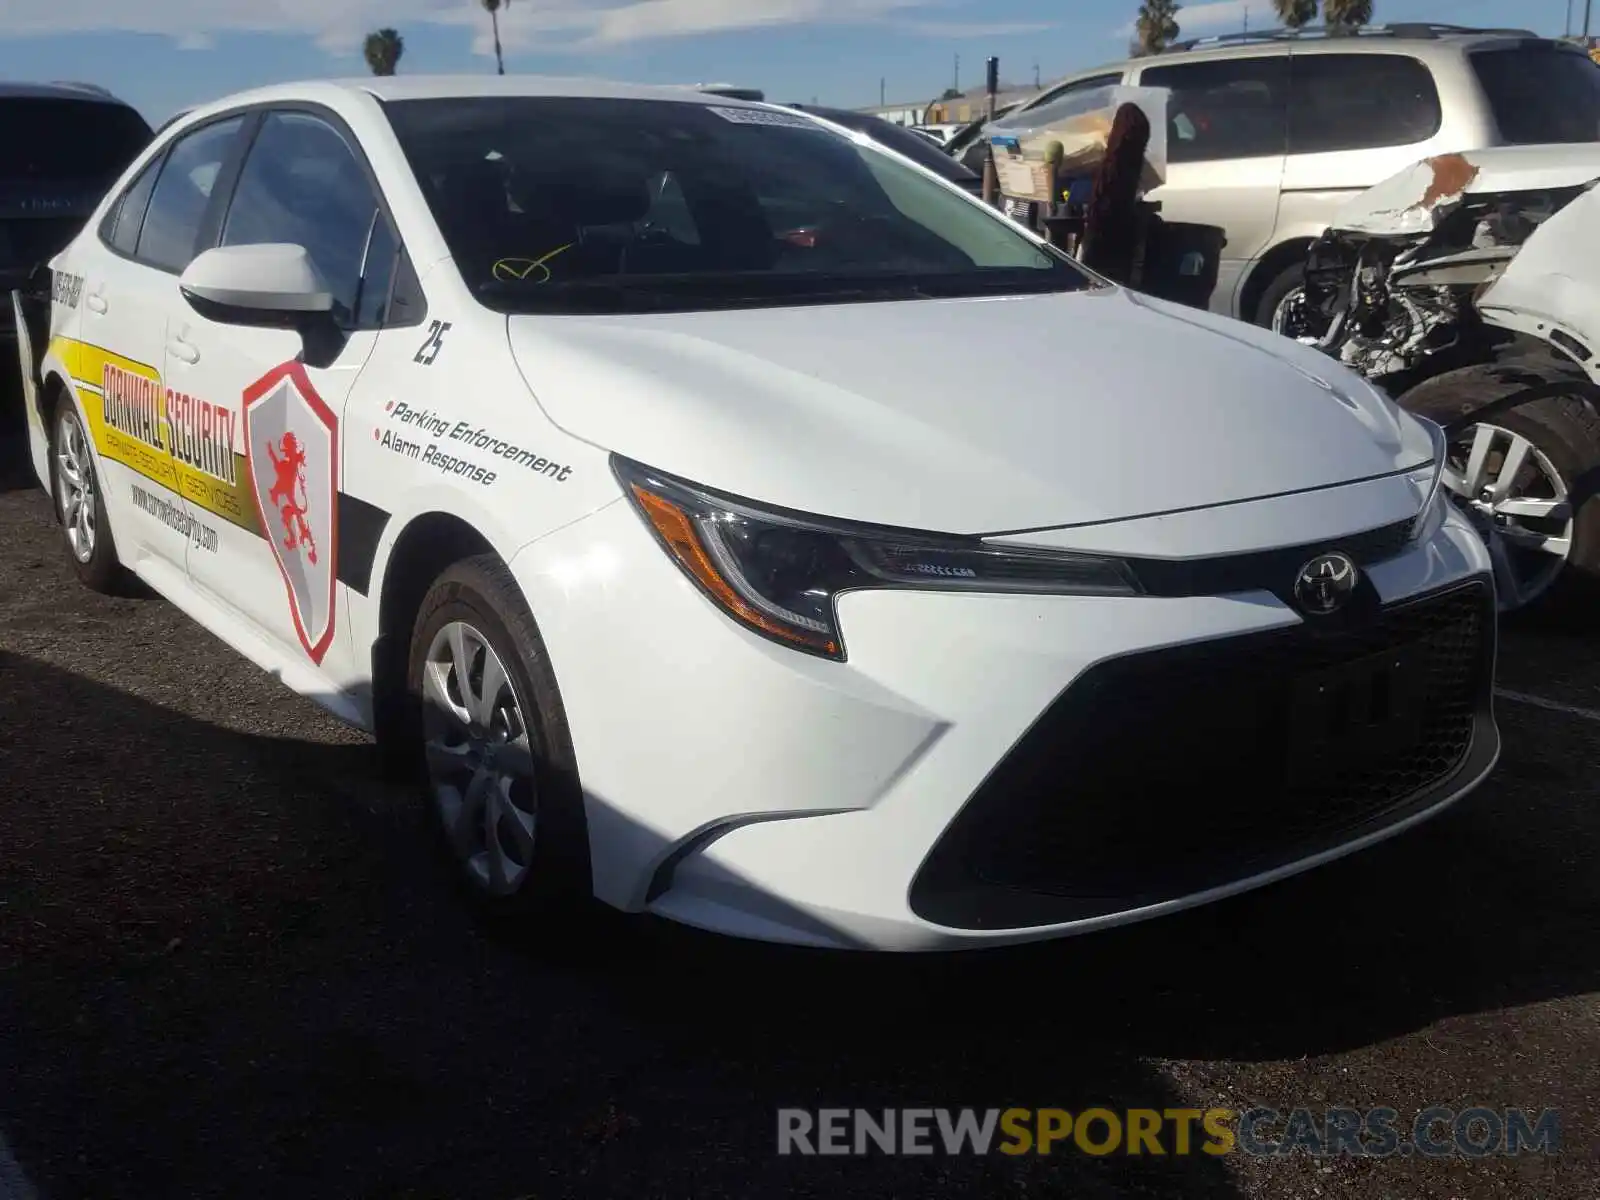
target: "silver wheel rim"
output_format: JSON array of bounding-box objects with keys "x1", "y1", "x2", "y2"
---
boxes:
[
  {"x1": 1270, "y1": 285, "x2": 1314, "y2": 341},
  {"x1": 55, "y1": 410, "x2": 97, "y2": 563},
  {"x1": 421, "y1": 620, "x2": 538, "y2": 896},
  {"x1": 1440, "y1": 421, "x2": 1575, "y2": 613}
]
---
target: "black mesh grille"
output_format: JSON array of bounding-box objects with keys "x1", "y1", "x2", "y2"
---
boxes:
[{"x1": 911, "y1": 578, "x2": 1494, "y2": 927}]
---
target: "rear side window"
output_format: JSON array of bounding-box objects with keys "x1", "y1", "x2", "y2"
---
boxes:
[
  {"x1": 1288, "y1": 55, "x2": 1441, "y2": 153},
  {"x1": 136, "y1": 116, "x2": 244, "y2": 273},
  {"x1": 0, "y1": 98, "x2": 152, "y2": 185},
  {"x1": 103, "y1": 156, "x2": 163, "y2": 256},
  {"x1": 1471, "y1": 45, "x2": 1600, "y2": 144},
  {"x1": 1139, "y1": 58, "x2": 1289, "y2": 163}
]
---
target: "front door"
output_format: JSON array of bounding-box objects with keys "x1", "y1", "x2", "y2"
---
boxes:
[{"x1": 167, "y1": 108, "x2": 398, "y2": 676}]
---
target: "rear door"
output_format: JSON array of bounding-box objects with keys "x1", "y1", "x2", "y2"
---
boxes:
[
  {"x1": 1133, "y1": 55, "x2": 1290, "y2": 317},
  {"x1": 73, "y1": 114, "x2": 246, "y2": 571}
]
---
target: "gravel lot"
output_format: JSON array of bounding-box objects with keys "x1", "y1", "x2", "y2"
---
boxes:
[{"x1": 1, "y1": 442, "x2": 1597, "y2": 1199}]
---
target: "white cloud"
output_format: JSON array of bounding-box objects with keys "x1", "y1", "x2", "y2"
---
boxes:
[
  {"x1": 901, "y1": 19, "x2": 1055, "y2": 37},
  {"x1": 0, "y1": 0, "x2": 1011, "y2": 58},
  {"x1": 1114, "y1": 0, "x2": 1252, "y2": 40}
]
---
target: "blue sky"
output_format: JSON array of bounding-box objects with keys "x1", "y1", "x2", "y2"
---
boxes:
[{"x1": 0, "y1": 0, "x2": 1575, "y2": 125}]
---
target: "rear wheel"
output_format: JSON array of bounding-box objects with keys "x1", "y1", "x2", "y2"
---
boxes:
[
  {"x1": 405, "y1": 554, "x2": 597, "y2": 929},
  {"x1": 1400, "y1": 364, "x2": 1600, "y2": 622},
  {"x1": 52, "y1": 395, "x2": 127, "y2": 594}
]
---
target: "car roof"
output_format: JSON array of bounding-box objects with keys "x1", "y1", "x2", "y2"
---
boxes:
[
  {"x1": 0, "y1": 80, "x2": 135, "y2": 105},
  {"x1": 1053, "y1": 22, "x2": 1567, "y2": 87},
  {"x1": 180, "y1": 74, "x2": 775, "y2": 117},
  {"x1": 1162, "y1": 21, "x2": 1550, "y2": 56}
]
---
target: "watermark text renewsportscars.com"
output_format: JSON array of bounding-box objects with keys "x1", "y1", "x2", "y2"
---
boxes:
[{"x1": 776, "y1": 1107, "x2": 1561, "y2": 1158}]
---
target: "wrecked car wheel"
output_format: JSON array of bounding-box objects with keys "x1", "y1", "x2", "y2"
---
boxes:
[
  {"x1": 1257, "y1": 262, "x2": 1311, "y2": 338},
  {"x1": 1401, "y1": 364, "x2": 1600, "y2": 622}
]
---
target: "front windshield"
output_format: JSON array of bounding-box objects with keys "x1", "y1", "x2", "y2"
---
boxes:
[{"x1": 383, "y1": 96, "x2": 1092, "y2": 314}]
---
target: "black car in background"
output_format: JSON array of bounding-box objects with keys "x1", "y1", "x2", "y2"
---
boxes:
[
  {"x1": 3, "y1": 83, "x2": 151, "y2": 455},
  {"x1": 786, "y1": 103, "x2": 984, "y2": 196}
]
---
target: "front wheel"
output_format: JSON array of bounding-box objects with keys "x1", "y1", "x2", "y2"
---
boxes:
[
  {"x1": 405, "y1": 554, "x2": 596, "y2": 926},
  {"x1": 1400, "y1": 365, "x2": 1600, "y2": 622},
  {"x1": 1255, "y1": 261, "x2": 1310, "y2": 337}
]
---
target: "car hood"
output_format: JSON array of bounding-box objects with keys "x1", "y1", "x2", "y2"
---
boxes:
[
  {"x1": 507, "y1": 287, "x2": 1434, "y2": 534},
  {"x1": 1328, "y1": 146, "x2": 1600, "y2": 238}
]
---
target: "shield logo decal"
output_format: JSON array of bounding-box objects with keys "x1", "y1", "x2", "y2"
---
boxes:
[{"x1": 243, "y1": 360, "x2": 339, "y2": 664}]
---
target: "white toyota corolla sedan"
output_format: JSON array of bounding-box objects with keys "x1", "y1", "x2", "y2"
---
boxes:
[{"x1": 12, "y1": 76, "x2": 1499, "y2": 951}]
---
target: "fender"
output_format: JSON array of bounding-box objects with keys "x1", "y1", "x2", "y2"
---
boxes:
[
  {"x1": 349, "y1": 476, "x2": 618, "y2": 669},
  {"x1": 1475, "y1": 179, "x2": 1600, "y2": 389},
  {"x1": 31, "y1": 345, "x2": 97, "y2": 498}
]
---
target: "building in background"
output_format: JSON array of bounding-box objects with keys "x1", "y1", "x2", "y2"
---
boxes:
[
  {"x1": 921, "y1": 81, "x2": 1044, "y2": 126},
  {"x1": 858, "y1": 102, "x2": 928, "y2": 127}
]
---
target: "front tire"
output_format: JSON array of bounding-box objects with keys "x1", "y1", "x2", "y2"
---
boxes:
[
  {"x1": 1400, "y1": 364, "x2": 1600, "y2": 623},
  {"x1": 405, "y1": 554, "x2": 595, "y2": 925},
  {"x1": 1256, "y1": 261, "x2": 1308, "y2": 336},
  {"x1": 52, "y1": 394, "x2": 127, "y2": 594}
]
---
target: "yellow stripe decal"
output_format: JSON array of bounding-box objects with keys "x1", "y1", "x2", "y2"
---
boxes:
[{"x1": 62, "y1": 336, "x2": 262, "y2": 536}]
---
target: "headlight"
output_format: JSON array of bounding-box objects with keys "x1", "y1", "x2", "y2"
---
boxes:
[
  {"x1": 1409, "y1": 417, "x2": 1452, "y2": 543},
  {"x1": 613, "y1": 456, "x2": 1140, "y2": 660}
]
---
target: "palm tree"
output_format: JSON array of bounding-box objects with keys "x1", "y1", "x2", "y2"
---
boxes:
[
  {"x1": 1135, "y1": 0, "x2": 1182, "y2": 55},
  {"x1": 482, "y1": 0, "x2": 510, "y2": 75},
  {"x1": 1273, "y1": 0, "x2": 1319, "y2": 29},
  {"x1": 1323, "y1": 0, "x2": 1373, "y2": 34},
  {"x1": 363, "y1": 28, "x2": 404, "y2": 76}
]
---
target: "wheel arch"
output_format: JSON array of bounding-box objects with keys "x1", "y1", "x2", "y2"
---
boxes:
[
  {"x1": 1240, "y1": 237, "x2": 1316, "y2": 327},
  {"x1": 38, "y1": 368, "x2": 85, "y2": 501},
  {"x1": 367, "y1": 507, "x2": 514, "y2": 775}
]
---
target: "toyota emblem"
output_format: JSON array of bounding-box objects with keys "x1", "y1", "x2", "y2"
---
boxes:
[{"x1": 1294, "y1": 552, "x2": 1359, "y2": 616}]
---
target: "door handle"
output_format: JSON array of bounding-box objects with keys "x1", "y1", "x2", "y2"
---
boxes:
[
  {"x1": 167, "y1": 337, "x2": 200, "y2": 365},
  {"x1": 85, "y1": 293, "x2": 108, "y2": 314}
]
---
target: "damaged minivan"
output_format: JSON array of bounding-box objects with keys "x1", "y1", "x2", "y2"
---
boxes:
[{"x1": 1292, "y1": 147, "x2": 1600, "y2": 619}]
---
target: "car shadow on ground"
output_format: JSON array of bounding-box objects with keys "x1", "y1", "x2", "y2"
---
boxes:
[{"x1": 0, "y1": 652, "x2": 1595, "y2": 1198}]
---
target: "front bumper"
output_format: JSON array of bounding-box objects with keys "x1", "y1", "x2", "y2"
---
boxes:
[{"x1": 511, "y1": 496, "x2": 1498, "y2": 951}]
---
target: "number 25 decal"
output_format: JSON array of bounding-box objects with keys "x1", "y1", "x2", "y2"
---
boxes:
[{"x1": 414, "y1": 320, "x2": 451, "y2": 366}]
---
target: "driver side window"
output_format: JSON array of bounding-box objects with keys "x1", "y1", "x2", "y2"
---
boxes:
[{"x1": 219, "y1": 111, "x2": 397, "y2": 329}]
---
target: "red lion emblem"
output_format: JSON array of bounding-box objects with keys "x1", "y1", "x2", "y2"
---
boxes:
[{"x1": 265, "y1": 431, "x2": 318, "y2": 565}]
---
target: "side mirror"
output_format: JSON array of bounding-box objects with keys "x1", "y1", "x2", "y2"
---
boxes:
[{"x1": 179, "y1": 243, "x2": 333, "y2": 327}]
